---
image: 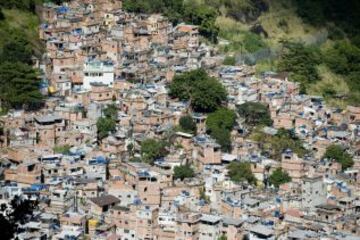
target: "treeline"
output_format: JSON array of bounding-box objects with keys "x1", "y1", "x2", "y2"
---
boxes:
[
  {"x1": 123, "y1": 0, "x2": 219, "y2": 42},
  {"x1": 0, "y1": 0, "x2": 44, "y2": 111},
  {"x1": 277, "y1": 40, "x2": 360, "y2": 106},
  {"x1": 0, "y1": 0, "x2": 37, "y2": 12},
  {"x1": 294, "y1": 0, "x2": 360, "y2": 41}
]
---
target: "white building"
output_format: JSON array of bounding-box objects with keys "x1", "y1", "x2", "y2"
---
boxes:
[
  {"x1": 301, "y1": 176, "x2": 327, "y2": 210},
  {"x1": 83, "y1": 61, "x2": 114, "y2": 90},
  {"x1": 199, "y1": 214, "x2": 222, "y2": 240}
]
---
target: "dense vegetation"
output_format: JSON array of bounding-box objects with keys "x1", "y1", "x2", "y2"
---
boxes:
[
  {"x1": 277, "y1": 40, "x2": 360, "y2": 106},
  {"x1": 173, "y1": 164, "x2": 195, "y2": 180},
  {"x1": 169, "y1": 69, "x2": 227, "y2": 113},
  {"x1": 179, "y1": 115, "x2": 197, "y2": 134},
  {"x1": 0, "y1": 62, "x2": 43, "y2": 110},
  {"x1": 96, "y1": 104, "x2": 117, "y2": 140},
  {"x1": 206, "y1": 108, "x2": 236, "y2": 152},
  {"x1": 294, "y1": 0, "x2": 360, "y2": 40},
  {"x1": 237, "y1": 102, "x2": 272, "y2": 127},
  {"x1": 227, "y1": 161, "x2": 256, "y2": 185},
  {"x1": 0, "y1": 196, "x2": 37, "y2": 239},
  {"x1": 269, "y1": 167, "x2": 291, "y2": 188},
  {"x1": 251, "y1": 128, "x2": 307, "y2": 160},
  {"x1": 0, "y1": 1, "x2": 44, "y2": 111},
  {"x1": 123, "y1": 0, "x2": 219, "y2": 42},
  {"x1": 277, "y1": 41, "x2": 321, "y2": 93},
  {"x1": 141, "y1": 139, "x2": 169, "y2": 165},
  {"x1": 323, "y1": 145, "x2": 354, "y2": 170}
]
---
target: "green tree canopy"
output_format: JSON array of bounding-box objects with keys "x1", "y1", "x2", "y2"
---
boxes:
[
  {"x1": 103, "y1": 104, "x2": 118, "y2": 119},
  {"x1": 96, "y1": 117, "x2": 116, "y2": 140},
  {"x1": 206, "y1": 108, "x2": 236, "y2": 152},
  {"x1": 173, "y1": 164, "x2": 195, "y2": 180},
  {"x1": 179, "y1": 115, "x2": 197, "y2": 134},
  {"x1": 0, "y1": 34, "x2": 33, "y2": 64},
  {"x1": 269, "y1": 167, "x2": 291, "y2": 188},
  {"x1": 0, "y1": 8, "x2": 4, "y2": 20},
  {"x1": 207, "y1": 108, "x2": 236, "y2": 131},
  {"x1": 183, "y1": 3, "x2": 219, "y2": 43},
  {"x1": 0, "y1": 62, "x2": 42, "y2": 110},
  {"x1": 223, "y1": 56, "x2": 236, "y2": 66},
  {"x1": 323, "y1": 41, "x2": 360, "y2": 75},
  {"x1": 294, "y1": 0, "x2": 360, "y2": 38},
  {"x1": 141, "y1": 139, "x2": 169, "y2": 165},
  {"x1": 218, "y1": 235, "x2": 227, "y2": 240},
  {"x1": 251, "y1": 128, "x2": 307, "y2": 160},
  {"x1": 227, "y1": 161, "x2": 256, "y2": 185},
  {"x1": 278, "y1": 41, "x2": 321, "y2": 93},
  {"x1": 237, "y1": 102, "x2": 272, "y2": 127},
  {"x1": 211, "y1": 128, "x2": 232, "y2": 153},
  {"x1": 169, "y1": 69, "x2": 227, "y2": 113},
  {"x1": 323, "y1": 144, "x2": 354, "y2": 170}
]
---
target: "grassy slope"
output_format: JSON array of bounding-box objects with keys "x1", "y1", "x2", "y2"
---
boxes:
[
  {"x1": 0, "y1": 9, "x2": 42, "y2": 56},
  {"x1": 215, "y1": 0, "x2": 350, "y2": 107}
]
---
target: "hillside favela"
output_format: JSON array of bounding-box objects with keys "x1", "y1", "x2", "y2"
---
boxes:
[{"x1": 1, "y1": 0, "x2": 360, "y2": 239}]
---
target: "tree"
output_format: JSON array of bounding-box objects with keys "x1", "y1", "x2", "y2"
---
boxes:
[
  {"x1": 0, "y1": 34, "x2": 33, "y2": 64},
  {"x1": 227, "y1": 162, "x2": 257, "y2": 185},
  {"x1": 96, "y1": 117, "x2": 116, "y2": 140},
  {"x1": 127, "y1": 143, "x2": 134, "y2": 157},
  {"x1": 278, "y1": 41, "x2": 321, "y2": 93},
  {"x1": 294, "y1": 0, "x2": 360, "y2": 38},
  {"x1": 191, "y1": 76, "x2": 227, "y2": 112},
  {"x1": 0, "y1": 195, "x2": 37, "y2": 240},
  {"x1": 237, "y1": 102, "x2": 272, "y2": 127},
  {"x1": 96, "y1": 104, "x2": 118, "y2": 140},
  {"x1": 141, "y1": 139, "x2": 169, "y2": 165},
  {"x1": 223, "y1": 56, "x2": 236, "y2": 66},
  {"x1": 179, "y1": 115, "x2": 197, "y2": 134},
  {"x1": 323, "y1": 145, "x2": 354, "y2": 170},
  {"x1": 269, "y1": 168, "x2": 291, "y2": 188},
  {"x1": 207, "y1": 108, "x2": 236, "y2": 131},
  {"x1": 206, "y1": 108, "x2": 236, "y2": 152},
  {"x1": 169, "y1": 69, "x2": 227, "y2": 113},
  {"x1": 183, "y1": 4, "x2": 219, "y2": 43},
  {"x1": 123, "y1": 0, "x2": 219, "y2": 42},
  {"x1": 199, "y1": 186, "x2": 210, "y2": 203},
  {"x1": 218, "y1": 235, "x2": 227, "y2": 240},
  {"x1": 210, "y1": 128, "x2": 232, "y2": 152},
  {"x1": 251, "y1": 128, "x2": 308, "y2": 160},
  {"x1": 174, "y1": 164, "x2": 195, "y2": 180},
  {"x1": 103, "y1": 104, "x2": 118, "y2": 119},
  {"x1": 0, "y1": 8, "x2": 4, "y2": 20},
  {"x1": 243, "y1": 32, "x2": 267, "y2": 53},
  {"x1": 0, "y1": 62, "x2": 43, "y2": 110}
]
